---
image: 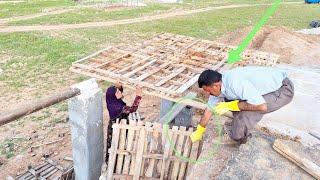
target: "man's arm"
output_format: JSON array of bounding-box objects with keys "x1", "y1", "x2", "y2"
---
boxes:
[
  {"x1": 238, "y1": 101, "x2": 267, "y2": 112},
  {"x1": 190, "y1": 108, "x2": 213, "y2": 143},
  {"x1": 199, "y1": 108, "x2": 213, "y2": 127}
]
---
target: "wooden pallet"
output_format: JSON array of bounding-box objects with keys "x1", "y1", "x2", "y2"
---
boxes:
[
  {"x1": 71, "y1": 33, "x2": 279, "y2": 99},
  {"x1": 106, "y1": 113, "x2": 201, "y2": 180},
  {"x1": 15, "y1": 159, "x2": 65, "y2": 180}
]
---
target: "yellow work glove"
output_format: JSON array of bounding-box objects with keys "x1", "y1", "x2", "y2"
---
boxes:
[
  {"x1": 214, "y1": 100, "x2": 240, "y2": 115},
  {"x1": 190, "y1": 124, "x2": 206, "y2": 143}
]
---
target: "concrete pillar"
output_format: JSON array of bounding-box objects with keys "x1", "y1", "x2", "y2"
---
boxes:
[{"x1": 68, "y1": 78, "x2": 104, "y2": 180}]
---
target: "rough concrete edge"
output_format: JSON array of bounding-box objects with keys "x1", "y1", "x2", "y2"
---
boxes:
[
  {"x1": 70, "y1": 78, "x2": 101, "y2": 100},
  {"x1": 257, "y1": 122, "x2": 320, "y2": 147}
]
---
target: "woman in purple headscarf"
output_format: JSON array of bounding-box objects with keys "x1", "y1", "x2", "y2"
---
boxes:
[{"x1": 105, "y1": 84, "x2": 142, "y2": 162}]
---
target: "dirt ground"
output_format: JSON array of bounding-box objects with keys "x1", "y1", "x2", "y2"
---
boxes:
[
  {"x1": 216, "y1": 132, "x2": 320, "y2": 180},
  {"x1": 217, "y1": 26, "x2": 320, "y2": 65}
]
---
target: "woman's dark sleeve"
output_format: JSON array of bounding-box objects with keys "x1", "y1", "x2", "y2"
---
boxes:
[{"x1": 121, "y1": 96, "x2": 142, "y2": 114}]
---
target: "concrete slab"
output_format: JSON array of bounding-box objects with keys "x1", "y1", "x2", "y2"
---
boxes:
[{"x1": 259, "y1": 64, "x2": 320, "y2": 146}]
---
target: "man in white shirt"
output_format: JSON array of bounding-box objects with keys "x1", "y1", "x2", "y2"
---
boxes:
[{"x1": 190, "y1": 66, "x2": 294, "y2": 144}]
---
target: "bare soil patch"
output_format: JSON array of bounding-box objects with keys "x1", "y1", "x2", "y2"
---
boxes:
[{"x1": 217, "y1": 26, "x2": 320, "y2": 65}]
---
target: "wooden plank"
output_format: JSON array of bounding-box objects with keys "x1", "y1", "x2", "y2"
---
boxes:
[
  {"x1": 142, "y1": 154, "x2": 188, "y2": 162},
  {"x1": 155, "y1": 67, "x2": 186, "y2": 87},
  {"x1": 124, "y1": 59, "x2": 157, "y2": 78},
  {"x1": 129, "y1": 121, "x2": 143, "y2": 175},
  {"x1": 70, "y1": 67, "x2": 206, "y2": 110},
  {"x1": 273, "y1": 139, "x2": 320, "y2": 179},
  {"x1": 116, "y1": 119, "x2": 128, "y2": 174},
  {"x1": 178, "y1": 128, "x2": 193, "y2": 180},
  {"x1": 96, "y1": 51, "x2": 132, "y2": 68},
  {"x1": 40, "y1": 166, "x2": 56, "y2": 176},
  {"x1": 136, "y1": 62, "x2": 170, "y2": 81},
  {"x1": 133, "y1": 125, "x2": 146, "y2": 180},
  {"x1": 154, "y1": 123, "x2": 164, "y2": 178},
  {"x1": 165, "y1": 126, "x2": 179, "y2": 180},
  {"x1": 141, "y1": 122, "x2": 152, "y2": 177},
  {"x1": 16, "y1": 172, "x2": 32, "y2": 180},
  {"x1": 176, "y1": 74, "x2": 199, "y2": 94},
  {"x1": 189, "y1": 133, "x2": 200, "y2": 163},
  {"x1": 42, "y1": 168, "x2": 59, "y2": 178},
  {"x1": 145, "y1": 123, "x2": 161, "y2": 177},
  {"x1": 107, "y1": 122, "x2": 121, "y2": 180},
  {"x1": 160, "y1": 124, "x2": 172, "y2": 180},
  {"x1": 171, "y1": 126, "x2": 186, "y2": 180},
  {"x1": 123, "y1": 117, "x2": 137, "y2": 175},
  {"x1": 117, "y1": 56, "x2": 151, "y2": 74},
  {"x1": 185, "y1": 39, "x2": 201, "y2": 49},
  {"x1": 73, "y1": 47, "x2": 112, "y2": 64}
]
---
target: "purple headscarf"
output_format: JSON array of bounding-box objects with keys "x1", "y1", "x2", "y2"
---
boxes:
[{"x1": 106, "y1": 86, "x2": 126, "y2": 120}]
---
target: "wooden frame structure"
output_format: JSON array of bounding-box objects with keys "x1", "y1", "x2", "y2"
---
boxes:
[
  {"x1": 106, "y1": 112, "x2": 201, "y2": 180},
  {"x1": 70, "y1": 33, "x2": 279, "y2": 101}
]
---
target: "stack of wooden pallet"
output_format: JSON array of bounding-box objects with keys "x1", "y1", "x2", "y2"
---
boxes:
[
  {"x1": 106, "y1": 112, "x2": 201, "y2": 180},
  {"x1": 12, "y1": 159, "x2": 68, "y2": 180},
  {"x1": 70, "y1": 33, "x2": 279, "y2": 99}
]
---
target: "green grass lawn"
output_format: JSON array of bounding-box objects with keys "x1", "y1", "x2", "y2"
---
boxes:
[
  {"x1": 9, "y1": 3, "x2": 175, "y2": 25},
  {"x1": 0, "y1": 0, "x2": 76, "y2": 18},
  {"x1": 3, "y1": 0, "x2": 301, "y2": 25},
  {"x1": 0, "y1": 1, "x2": 318, "y2": 98}
]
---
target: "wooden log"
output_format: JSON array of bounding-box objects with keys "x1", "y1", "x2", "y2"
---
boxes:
[
  {"x1": 0, "y1": 88, "x2": 80, "y2": 126},
  {"x1": 116, "y1": 119, "x2": 128, "y2": 174},
  {"x1": 171, "y1": 126, "x2": 186, "y2": 180},
  {"x1": 273, "y1": 139, "x2": 320, "y2": 179},
  {"x1": 107, "y1": 123, "x2": 121, "y2": 180}
]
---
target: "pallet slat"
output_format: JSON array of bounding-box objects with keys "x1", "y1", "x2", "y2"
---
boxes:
[
  {"x1": 107, "y1": 122, "x2": 122, "y2": 179},
  {"x1": 123, "y1": 118, "x2": 137, "y2": 175},
  {"x1": 116, "y1": 119, "x2": 128, "y2": 174},
  {"x1": 171, "y1": 126, "x2": 186, "y2": 180}
]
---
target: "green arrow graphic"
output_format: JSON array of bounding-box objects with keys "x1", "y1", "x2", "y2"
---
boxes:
[{"x1": 228, "y1": 0, "x2": 281, "y2": 64}]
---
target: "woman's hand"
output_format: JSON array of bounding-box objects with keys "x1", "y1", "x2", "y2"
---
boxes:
[{"x1": 135, "y1": 86, "x2": 142, "y2": 97}]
